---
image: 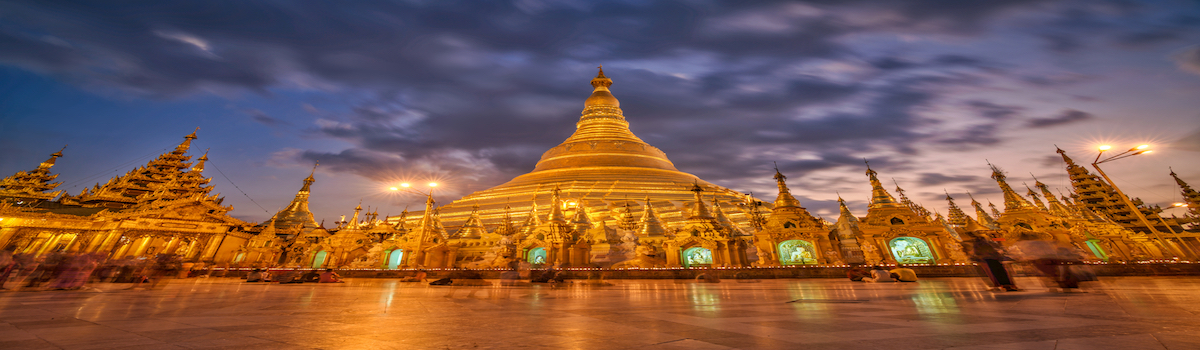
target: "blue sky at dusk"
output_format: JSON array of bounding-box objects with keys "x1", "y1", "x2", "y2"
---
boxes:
[{"x1": 2, "y1": 0, "x2": 1199, "y2": 224}]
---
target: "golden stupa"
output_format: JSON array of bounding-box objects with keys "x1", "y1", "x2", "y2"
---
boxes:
[{"x1": 421, "y1": 68, "x2": 763, "y2": 231}]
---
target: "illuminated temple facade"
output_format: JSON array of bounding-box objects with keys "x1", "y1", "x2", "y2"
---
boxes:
[{"x1": 2, "y1": 70, "x2": 1199, "y2": 269}]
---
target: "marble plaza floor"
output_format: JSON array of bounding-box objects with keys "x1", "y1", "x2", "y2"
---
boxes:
[{"x1": 1, "y1": 277, "x2": 1199, "y2": 350}]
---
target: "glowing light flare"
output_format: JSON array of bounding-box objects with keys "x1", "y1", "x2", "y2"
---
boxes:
[
  {"x1": 401, "y1": 183, "x2": 411, "y2": 188},
  {"x1": 1098, "y1": 145, "x2": 1112, "y2": 151},
  {"x1": 1136, "y1": 144, "x2": 1150, "y2": 150},
  {"x1": 428, "y1": 182, "x2": 438, "y2": 187},
  {"x1": 388, "y1": 187, "x2": 398, "y2": 191}
]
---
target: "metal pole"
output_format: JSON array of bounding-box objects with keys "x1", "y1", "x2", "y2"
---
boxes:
[{"x1": 1091, "y1": 163, "x2": 1189, "y2": 259}]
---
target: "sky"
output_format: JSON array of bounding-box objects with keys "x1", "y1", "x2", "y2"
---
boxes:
[{"x1": 2, "y1": 0, "x2": 1199, "y2": 224}]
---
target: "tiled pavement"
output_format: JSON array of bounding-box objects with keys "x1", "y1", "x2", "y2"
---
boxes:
[{"x1": 1, "y1": 276, "x2": 1199, "y2": 349}]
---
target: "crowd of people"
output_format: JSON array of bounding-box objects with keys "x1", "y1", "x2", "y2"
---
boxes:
[
  {"x1": 845, "y1": 232, "x2": 1098, "y2": 292},
  {"x1": 0, "y1": 248, "x2": 187, "y2": 291}
]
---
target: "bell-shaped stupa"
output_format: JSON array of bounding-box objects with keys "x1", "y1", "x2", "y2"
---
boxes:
[{"x1": 415, "y1": 68, "x2": 761, "y2": 230}]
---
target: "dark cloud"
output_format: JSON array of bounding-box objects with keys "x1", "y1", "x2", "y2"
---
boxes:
[
  {"x1": 918, "y1": 173, "x2": 979, "y2": 186},
  {"x1": 1026, "y1": 109, "x2": 1095, "y2": 128},
  {"x1": 1171, "y1": 126, "x2": 1200, "y2": 152},
  {"x1": 1174, "y1": 46, "x2": 1200, "y2": 75},
  {"x1": 246, "y1": 109, "x2": 288, "y2": 126},
  {"x1": 967, "y1": 100, "x2": 1023, "y2": 120}
]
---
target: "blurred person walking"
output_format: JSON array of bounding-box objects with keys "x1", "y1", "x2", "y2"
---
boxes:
[
  {"x1": 961, "y1": 231, "x2": 1020, "y2": 291},
  {"x1": 0, "y1": 248, "x2": 16, "y2": 290}
]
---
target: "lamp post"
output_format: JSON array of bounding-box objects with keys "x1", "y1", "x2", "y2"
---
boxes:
[
  {"x1": 1091, "y1": 145, "x2": 1194, "y2": 259},
  {"x1": 389, "y1": 182, "x2": 438, "y2": 267}
]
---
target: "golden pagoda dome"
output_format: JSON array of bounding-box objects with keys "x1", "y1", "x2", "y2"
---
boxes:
[{"x1": 406, "y1": 68, "x2": 762, "y2": 230}]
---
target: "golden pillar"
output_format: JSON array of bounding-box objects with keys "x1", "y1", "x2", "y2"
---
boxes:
[
  {"x1": 0, "y1": 226, "x2": 21, "y2": 249},
  {"x1": 162, "y1": 236, "x2": 182, "y2": 255},
  {"x1": 130, "y1": 236, "x2": 154, "y2": 257}
]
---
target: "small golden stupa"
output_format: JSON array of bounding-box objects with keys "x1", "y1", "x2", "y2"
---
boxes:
[{"x1": 420, "y1": 68, "x2": 761, "y2": 231}]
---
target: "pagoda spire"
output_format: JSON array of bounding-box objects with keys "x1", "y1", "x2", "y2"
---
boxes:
[
  {"x1": 520, "y1": 201, "x2": 542, "y2": 235},
  {"x1": 989, "y1": 201, "x2": 1002, "y2": 218},
  {"x1": 894, "y1": 179, "x2": 932, "y2": 218},
  {"x1": 174, "y1": 127, "x2": 200, "y2": 155},
  {"x1": 967, "y1": 192, "x2": 1000, "y2": 229},
  {"x1": 1035, "y1": 180, "x2": 1072, "y2": 217},
  {"x1": 264, "y1": 163, "x2": 320, "y2": 232},
  {"x1": 834, "y1": 196, "x2": 866, "y2": 263},
  {"x1": 496, "y1": 203, "x2": 516, "y2": 236},
  {"x1": 348, "y1": 201, "x2": 363, "y2": 229},
  {"x1": 934, "y1": 212, "x2": 963, "y2": 241},
  {"x1": 944, "y1": 191, "x2": 969, "y2": 226},
  {"x1": 456, "y1": 203, "x2": 486, "y2": 239},
  {"x1": 639, "y1": 196, "x2": 666, "y2": 236},
  {"x1": 190, "y1": 150, "x2": 209, "y2": 172},
  {"x1": 547, "y1": 185, "x2": 567, "y2": 223},
  {"x1": 864, "y1": 160, "x2": 901, "y2": 209},
  {"x1": 0, "y1": 146, "x2": 68, "y2": 203},
  {"x1": 569, "y1": 200, "x2": 593, "y2": 232},
  {"x1": 688, "y1": 182, "x2": 713, "y2": 219},
  {"x1": 989, "y1": 162, "x2": 1035, "y2": 211},
  {"x1": 772, "y1": 164, "x2": 802, "y2": 208},
  {"x1": 1024, "y1": 183, "x2": 1048, "y2": 211},
  {"x1": 712, "y1": 195, "x2": 739, "y2": 232},
  {"x1": 1170, "y1": 168, "x2": 1200, "y2": 218}
]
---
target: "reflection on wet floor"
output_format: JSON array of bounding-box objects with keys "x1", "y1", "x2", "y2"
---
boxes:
[{"x1": 1, "y1": 276, "x2": 1199, "y2": 349}]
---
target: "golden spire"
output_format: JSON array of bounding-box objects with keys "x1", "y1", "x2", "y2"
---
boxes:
[
  {"x1": 1024, "y1": 183, "x2": 1048, "y2": 211},
  {"x1": 688, "y1": 182, "x2": 713, "y2": 219},
  {"x1": 38, "y1": 145, "x2": 66, "y2": 170},
  {"x1": 772, "y1": 163, "x2": 802, "y2": 208},
  {"x1": 712, "y1": 195, "x2": 737, "y2": 231},
  {"x1": 527, "y1": 68, "x2": 679, "y2": 173},
  {"x1": 944, "y1": 191, "x2": 968, "y2": 226},
  {"x1": 570, "y1": 200, "x2": 592, "y2": 231},
  {"x1": 585, "y1": 65, "x2": 617, "y2": 107},
  {"x1": 639, "y1": 196, "x2": 666, "y2": 236},
  {"x1": 547, "y1": 185, "x2": 567, "y2": 223},
  {"x1": 190, "y1": 149, "x2": 209, "y2": 172},
  {"x1": 1171, "y1": 168, "x2": 1200, "y2": 217},
  {"x1": 894, "y1": 179, "x2": 931, "y2": 218},
  {"x1": 989, "y1": 162, "x2": 1035, "y2": 211},
  {"x1": 864, "y1": 160, "x2": 901, "y2": 208},
  {"x1": 967, "y1": 191, "x2": 999, "y2": 228},
  {"x1": 520, "y1": 201, "x2": 542, "y2": 236},
  {"x1": 1035, "y1": 180, "x2": 1072, "y2": 217},
  {"x1": 174, "y1": 127, "x2": 200, "y2": 154},
  {"x1": 456, "y1": 203, "x2": 486, "y2": 239}
]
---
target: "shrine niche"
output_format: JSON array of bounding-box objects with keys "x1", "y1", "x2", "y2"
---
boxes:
[
  {"x1": 777, "y1": 239, "x2": 818, "y2": 265},
  {"x1": 682, "y1": 247, "x2": 713, "y2": 267},
  {"x1": 527, "y1": 247, "x2": 547, "y2": 265},
  {"x1": 889, "y1": 237, "x2": 935, "y2": 264}
]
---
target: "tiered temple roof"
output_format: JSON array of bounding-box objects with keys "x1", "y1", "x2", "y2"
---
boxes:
[{"x1": 0, "y1": 146, "x2": 67, "y2": 204}]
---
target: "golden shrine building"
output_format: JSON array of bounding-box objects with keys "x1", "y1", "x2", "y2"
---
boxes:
[{"x1": 3, "y1": 70, "x2": 1199, "y2": 270}]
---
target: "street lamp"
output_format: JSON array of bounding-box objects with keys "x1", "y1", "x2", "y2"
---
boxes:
[{"x1": 1091, "y1": 144, "x2": 1194, "y2": 259}]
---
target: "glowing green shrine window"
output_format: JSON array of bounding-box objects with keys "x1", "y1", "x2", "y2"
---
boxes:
[
  {"x1": 387, "y1": 249, "x2": 404, "y2": 269},
  {"x1": 682, "y1": 247, "x2": 713, "y2": 267},
  {"x1": 1085, "y1": 240, "x2": 1108, "y2": 261},
  {"x1": 528, "y1": 247, "x2": 547, "y2": 265},
  {"x1": 888, "y1": 237, "x2": 935, "y2": 264},
  {"x1": 312, "y1": 250, "x2": 328, "y2": 269},
  {"x1": 778, "y1": 240, "x2": 818, "y2": 265}
]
